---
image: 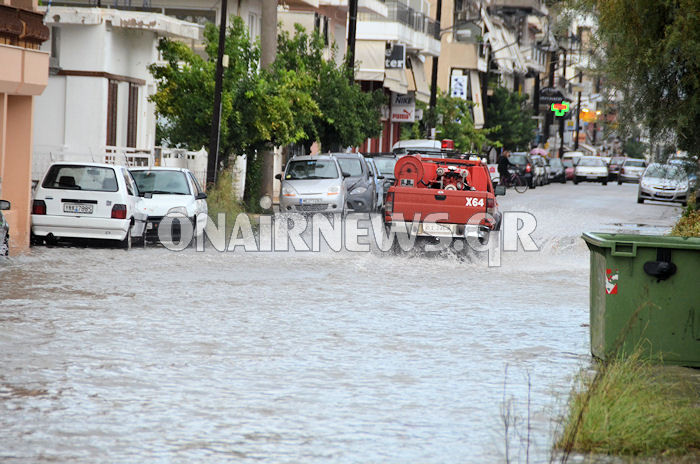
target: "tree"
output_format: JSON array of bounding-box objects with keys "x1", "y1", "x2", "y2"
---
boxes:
[
  {"x1": 485, "y1": 86, "x2": 537, "y2": 151},
  {"x1": 273, "y1": 25, "x2": 384, "y2": 152},
  {"x1": 402, "y1": 93, "x2": 499, "y2": 153},
  {"x1": 575, "y1": 0, "x2": 700, "y2": 152},
  {"x1": 149, "y1": 17, "x2": 319, "y2": 209}
]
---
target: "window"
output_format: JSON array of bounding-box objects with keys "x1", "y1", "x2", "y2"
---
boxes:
[
  {"x1": 131, "y1": 170, "x2": 192, "y2": 195},
  {"x1": 127, "y1": 84, "x2": 138, "y2": 148},
  {"x1": 337, "y1": 158, "x2": 363, "y2": 177},
  {"x1": 285, "y1": 160, "x2": 339, "y2": 180},
  {"x1": 106, "y1": 80, "x2": 118, "y2": 146},
  {"x1": 188, "y1": 172, "x2": 204, "y2": 195},
  {"x1": 42, "y1": 165, "x2": 119, "y2": 192}
]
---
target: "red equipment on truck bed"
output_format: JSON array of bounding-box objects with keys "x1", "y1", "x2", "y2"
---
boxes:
[{"x1": 384, "y1": 155, "x2": 504, "y2": 241}]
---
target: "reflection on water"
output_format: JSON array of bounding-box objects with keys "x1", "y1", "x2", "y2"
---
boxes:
[{"x1": 0, "y1": 185, "x2": 679, "y2": 463}]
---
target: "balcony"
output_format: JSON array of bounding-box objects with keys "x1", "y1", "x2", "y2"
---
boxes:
[
  {"x1": 489, "y1": 0, "x2": 547, "y2": 16},
  {"x1": 357, "y1": 0, "x2": 440, "y2": 56}
]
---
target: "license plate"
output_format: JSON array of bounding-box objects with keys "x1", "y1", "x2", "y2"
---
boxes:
[
  {"x1": 423, "y1": 223, "x2": 451, "y2": 234},
  {"x1": 63, "y1": 203, "x2": 93, "y2": 214},
  {"x1": 587, "y1": 175, "x2": 598, "y2": 179},
  {"x1": 301, "y1": 198, "x2": 322, "y2": 204}
]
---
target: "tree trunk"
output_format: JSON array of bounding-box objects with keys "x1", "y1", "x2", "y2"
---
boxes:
[{"x1": 260, "y1": 0, "x2": 278, "y2": 202}]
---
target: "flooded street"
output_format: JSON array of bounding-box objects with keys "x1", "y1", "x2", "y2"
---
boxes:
[{"x1": 0, "y1": 184, "x2": 681, "y2": 463}]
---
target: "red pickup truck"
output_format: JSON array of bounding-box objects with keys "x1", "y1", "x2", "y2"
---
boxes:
[{"x1": 384, "y1": 155, "x2": 505, "y2": 244}]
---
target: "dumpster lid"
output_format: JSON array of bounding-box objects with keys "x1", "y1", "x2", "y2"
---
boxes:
[{"x1": 582, "y1": 232, "x2": 700, "y2": 251}]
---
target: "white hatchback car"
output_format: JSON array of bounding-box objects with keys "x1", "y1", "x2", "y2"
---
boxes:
[
  {"x1": 129, "y1": 167, "x2": 208, "y2": 243},
  {"x1": 573, "y1": 156, "x2": 609, "y2": 185},
  {"x1": 31, "y1": 162, "x2": 146, "y2": 248}
]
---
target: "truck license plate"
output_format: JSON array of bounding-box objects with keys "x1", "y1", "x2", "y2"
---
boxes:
[
  {"x1": 63, "y1": 203, "x2": 93, "y2": 214},
  {"x1": 423, "y1": 223, "x2": 451, "y2": 234}
]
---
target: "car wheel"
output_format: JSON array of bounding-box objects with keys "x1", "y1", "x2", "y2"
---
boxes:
[
  {"x1": 2, "y1": 235, "x2": 8, "y2": 256},
  {"x1": 30, "y1": 233, "x2": 43, "y2": 246},
  {"x1": 560, "y1": 177, "x2": 566, "y2": 184},
  {"x1": 121, "y1": 224, "x2": 132, "y2": 250},
  {"x1": 681, "y1": 201, "x2": 688, "y2": 207},
  {"x1": 637, "y1": 197, "x2": 644, "y2": 204},
  {"x1": 573, "y1": 177, "x2": 579, "y2": 185},
  {"x1": 618, "y1": 178, "x2": 623, "y2": 185},
  {"x1": 602, "y1": 180, "x2": 608, "y2": 186}
]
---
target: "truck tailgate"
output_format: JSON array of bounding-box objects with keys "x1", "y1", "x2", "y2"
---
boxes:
[{"x1": 390, "y1": 187, "x2": 488, "y2": 224}]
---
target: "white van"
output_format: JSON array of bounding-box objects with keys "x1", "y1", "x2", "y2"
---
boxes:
[{"x1": 31, "y1": 162, "x2": 147, "y2": 249}]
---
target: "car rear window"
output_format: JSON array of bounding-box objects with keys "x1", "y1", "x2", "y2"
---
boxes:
[
  {"x1": 337, "y1": 158, "x2": 363, "y2": 177},
  {"x1": 286, "y1": 159, "x2": 339, "y2": 180},
  {"x1": 610, "y1": 157, "x2": 626, "y2": 164},
  {"x1": 624, "y1": 160, "x2": 645, "y2": 167},
  {"x1": 42, "y1": 165, "x2": 119, "y2": 192},
  {"x1": 509, "y1": 154, "x2": 527, "y2": 165},
  {"x1": 549, "y1": 158, "x2": 563, "y2": 168},
  {"x1": 131, "y1": 170, "x2": 191, "y2": 195},
  {"x1": 578, "y1": 158, "x2": 605, "y2": 167}
]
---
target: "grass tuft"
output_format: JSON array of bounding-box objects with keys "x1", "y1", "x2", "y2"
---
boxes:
[{"x1": 556, "y1": 348, "x2": 700, "y2": 458}]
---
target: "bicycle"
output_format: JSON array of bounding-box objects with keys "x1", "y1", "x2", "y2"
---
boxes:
[{"x1": 499, "y1": 170, "x2": 528, "y2": 193}]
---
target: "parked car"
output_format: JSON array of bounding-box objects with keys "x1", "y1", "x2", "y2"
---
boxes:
[
  {"x1": 364, "y1": 158, "x2": 386, "y2": 211},
  {"x1": 573, "y1": 156, "x2": 609, "y2": 185},
  {"x1": 638, "y1": 163, "x2": 689, "y2": 205},
  {"x1": 607, "y1": 155, "x2": 627, "y2": 180},
  {"x1": 562, "y1": 151, "x2": 584, "y2": 167},
  {"x1": 562, "y1": 158, "x2": 576, "y2": 181},
  {"x1": 530, "y1": 154, "x2": 549, "y2": 185},
  {"x1": 1, "y1": 199, "x2": 9, "y2": 256},
  {"x1": 506, "y1": 152, "x2": 535, "y2": 188},
  {"x1": 335, "y1": 153, "x2": 376, "y2": 213},
  {"x1": 130, "y1": 167, "x2": 208, "y2": 243},
  {"x1": 31, "y1": 162, "x2": 147, "y2": 249},
  {"x1": 617, "y1": 158, "x2": 647, "y2": 184},
  {"x1": 547, "y1": 157, "x2": 566, "y2": 183},
  {"x1": 668, "y1": 158, "x2": 698, "y2": 191},
  {"x1": 277, "y1": 154, "x2": 347, "y2": 214}
]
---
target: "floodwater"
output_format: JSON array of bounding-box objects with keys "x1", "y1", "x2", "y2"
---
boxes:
[{"x1": 0, "y1": 184, "x2": 681, "y2": 463}]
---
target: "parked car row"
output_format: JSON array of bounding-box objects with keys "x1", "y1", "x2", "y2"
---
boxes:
[
  {"x1": 276, "y1": 152, "x2": 399, "y2": 215},
  {"x1": 30, "y1": 163, "x2": 207, "y2": 250}
]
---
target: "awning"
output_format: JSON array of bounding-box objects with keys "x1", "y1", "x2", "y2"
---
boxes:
[
  {"x1": 470, "y1": 70, "x2": 484, "y2": 129},
  {"x1": 409, "y1": 55, "x2": 431, "y2": 103},
  {"x1": 355, "y1": 40, "x2": 385, "y2": 82},
  {"x1": 481, "y1": 7, "x2": 528, "y2": 75},
  {"x1": 385, "y1": 68, "x2": 408, "y2": 94}
]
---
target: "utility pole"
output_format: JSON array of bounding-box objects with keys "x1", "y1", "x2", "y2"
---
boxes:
[
  {"x1": 428, "y1": 0, "x2": 442, "y2": 111},
  {"x1": 558, "y1": 48, "x2": 567, "y2": 158},
  {"x1": 260, "y1": 0, "x2": 277, "y2": 199},
  {"x1": 347, "y1": 0, "x2": 358, "y2": 79},
  {"x1": 206, "y1": 0, "x2": 228, "y2": 187},
  {"x1": 574, "y1": 71, "x2": 582, "y2": 150}
]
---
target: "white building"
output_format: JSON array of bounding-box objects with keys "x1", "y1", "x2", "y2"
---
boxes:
[{"x1": 32, "y1": 6, "x2": 201, "y2": 180}]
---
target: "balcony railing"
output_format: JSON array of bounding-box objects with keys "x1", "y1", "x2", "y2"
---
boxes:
[{"x1": 358, "y1": 0, "x2": 439, "y2": 40}]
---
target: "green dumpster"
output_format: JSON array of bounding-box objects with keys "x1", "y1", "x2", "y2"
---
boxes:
[{"x1": 582, "y1": 232, "x2": 700, "y2": 367}]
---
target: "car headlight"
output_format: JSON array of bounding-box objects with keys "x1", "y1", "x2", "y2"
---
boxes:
[
  {"x1": 327, "y1": 185, "x2": 340, "y2": 195},
  {"x1": 167, "y1": 206, "x2": 188, "y2": 216},
  {"x1": 351, "y1": 187, "x2": 367, "y2": 195},
  {"x1": 282, "y1": 184, "x2": 298, "y2": 197}
]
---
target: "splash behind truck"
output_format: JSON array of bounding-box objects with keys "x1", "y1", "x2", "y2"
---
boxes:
[{"x1": 384, "y1": 155, "x2": 505, "y2": 243}]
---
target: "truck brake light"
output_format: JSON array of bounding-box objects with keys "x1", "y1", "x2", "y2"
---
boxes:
[{"x1": 385, "y1": 192, "x2": 394, "y2": 214}]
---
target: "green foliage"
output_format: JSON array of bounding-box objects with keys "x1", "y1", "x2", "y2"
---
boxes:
[
  {"x1": 671, "y1": 194, "x2": 700, "y2": 237},
  {"x1": 205, "y1": 168, "x2": 245, "y2": 220},
  {"x1": 149, "y1": 17, "x2": 319, "y2": 165},
  {"x1": 557, "y1": 349, "x2": 700, "y2": 457},
  {"x1": 584, "y1": 0, "x2": 700, "y2": 152},
  {"x1": 485, "y1": 86, "x2": 537, "y2": 151},
  {"x1": 273, "y1": 25, "x2": 384, "y2": 152},
  {"x1": 403, "y1": 93, "x2": 499, "y2": 153}
]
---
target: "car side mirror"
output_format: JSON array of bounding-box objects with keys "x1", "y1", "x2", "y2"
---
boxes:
[
  {"x1": 377, "y1": 175, "x2": 385, "y2": 180},
  {"x1": 143, "y1": 192, "x2": 153, "y2": 199},
  {"x1": 275, "y1": 173, "x2": 282, "y2": 180},
  {"x1": 0, "y1": 200, "x2": 10, "y2": 210},
  {"x1": 342, "y1": 172, "x2": 351, "y2": 178},
  {"x1": 495, "y1": 185, "x2": 506, "y2": 196},
  {"x1": 196, "y1": 192, "x2": 208, "y2": 200}
]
